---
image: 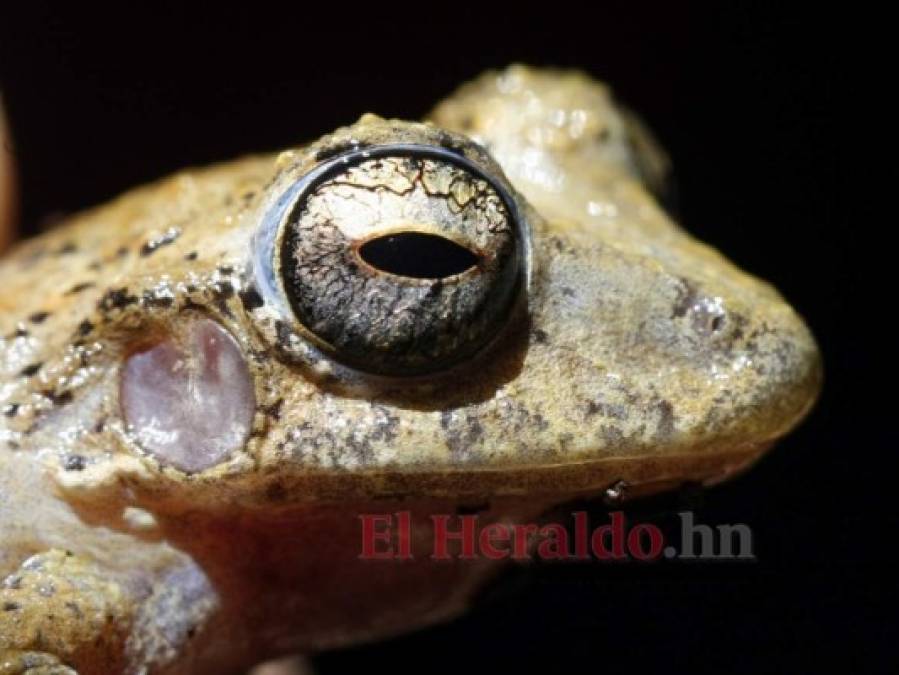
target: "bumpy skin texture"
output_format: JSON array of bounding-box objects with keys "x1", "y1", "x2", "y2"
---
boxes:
[{"x1": 0, "y1": 66, "x2": 821, "y2": 673}]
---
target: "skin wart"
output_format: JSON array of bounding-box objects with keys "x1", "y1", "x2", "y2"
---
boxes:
[{"x1": 0, "y1": 66, "x2": 821, "y2": 674}]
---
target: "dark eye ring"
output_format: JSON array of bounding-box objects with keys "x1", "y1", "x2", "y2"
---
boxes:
[{"x1": 254, "y1": 143, "x2": 530, "y2": 376}]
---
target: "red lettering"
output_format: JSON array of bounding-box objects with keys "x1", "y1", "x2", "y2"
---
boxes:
[
  {"x1": 359, "y1": 514, "x2": 395, "y2": 560},
  {"x1": 479, "y1": 522, "x2": 511, "y2": 559},
  {"x1": 627, "y1": 523, "x2": 664, "y2": 561},
  {"x1": 537, "y1": 523, "x2": 570, "y2": 560},
  {"x1": 431, "y1": 515, "x2": 478, "y2": 560},
  {"x1": 591, "y1": 511, "x2": 627, "y2": 560}
]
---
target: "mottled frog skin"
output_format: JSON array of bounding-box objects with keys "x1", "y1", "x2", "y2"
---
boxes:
[{"x1": 0, "y1": 66, "x2": 820, "y2": 673}]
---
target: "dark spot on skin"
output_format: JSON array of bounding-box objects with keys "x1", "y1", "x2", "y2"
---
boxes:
[
  {"x1": 730, "y1": 314, "x2": 747, "y2": 341},
  {"x1": 440, "y1": 411, "x2": 484, "y2": 461},
  {"x1": 64, "y1": 601, "x2": 83, "y2": 618},
  {"x1": 64, "y1": 455, "x2": 86, "y2": 471},
  {"x1": 711, "y1": 315, "x2": 724, "y2": 332},
  {"x1": 20, "y1": 363, "x2": 42, "y2": 377},
  {"x1": 344, "y1": 432, "x2": 376, "y2": 465},
  {"x1": 46, "y1": 390, "x2": 73, "y2": 406},
  {"x1": 242, "y1": 191, "x2": 256, "y2": 202},
  {"x1": 88, "y1": 261, "x2": 103, "y2": 271},
  {"x1": 77, "y1": 320, "x2": 94, "y2": 336},
  {"x1": 248, "y1": 348, "x2": 270, "y2": 364},
  {"x1": 2, "y1": 602, "x2": 20, "y2": 612},
  {"x1": 369, "y1": 405, "x2": 400, "y2": 444},
  {"x1": 261, "y1": 399, "x2": 284, "y2": 420},
  {"x1": 531, "y1": 412, "x2": 549, "y2": 432},
  {"x1": 29, "y1": 311, "x2": 50, "y2": 324},
  {"x1": 3, "y1": 403, "x2": 19, "y2": 417},
  {"x1": 142, "y1": 292, "x2": 174, "y2": 308},
  {"x1": 314, "y1": 140, "x2": 369, "y2": 162},
  {"x1": 672, "y1": 278, "x2": 698, "y2": 319},
  {"x1": 212, "y1": 281, "x2": 235, "y2": 315},
  {"x1": 116, "y1": 246, "x2": 129, "y2": 258},
  {"x1": 99, "y1": 288, "x2": 138, "y2": 311},
  {"x1": 218, "y1": 265, "x2": 234, "y2": 275},
  {"x1": 75, "y1": 347, "x2": 90, "y2": 366},
  {"x1": 213, "y1": 280, "x2": 234, "y2": 298},
  {"x1": 655, "y1": 399, "x2": 675, "y2": 438},
  {"x1": 456, "y1": 502, "x2": 491, "y2": 515},
  {"x1": 585, "y1": 399, "x2": 629, "y2": 421},
  {"x1": 239, "y1": 286, "x2": 264, "y2": 311},
  {"x1": 549, "y1": 236, "x2": 574, "y2": 254},
  {"x1": 436, "y1": 132, "x2": 469, "y2": 156},
  {"x1": 532, "y1": 328, "x2": 548, "y2": 344},
  {"x1": 140, "y1": 228, "x2": 182, "y2": 257},
  {"x1": 12, "y1": 326, "x2": 28, "y2": 338},
  {"x1": 185, "y1": 251, "x2": 198, "y2": 261},
  {"x1": 65, "y1": 282, "x2": 96, "y2": 295},
  {"x1": 560, "y1": 286, "x2": 575, "y2": 298},
  {"x1": 275, "y1": 320, "x2": 294, "y2": 349},
  {"x1": 55, "y1": 242, "x2": 78, "y2": 255},
  {"x1": 600, "y1": 425, "x2": 625, "y2": 444}
]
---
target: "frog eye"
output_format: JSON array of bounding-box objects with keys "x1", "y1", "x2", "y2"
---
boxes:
[{"x1": 257, "y1": 144, "x2": 527, "y2": 375}]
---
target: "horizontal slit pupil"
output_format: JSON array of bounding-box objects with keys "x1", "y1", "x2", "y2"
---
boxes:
[{"x1": 358, "y1": 232, "x2": 478, "y2": 279}]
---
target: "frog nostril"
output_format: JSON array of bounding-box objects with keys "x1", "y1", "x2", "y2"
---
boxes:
[{"x1": 357, "y1": 232, "x2": 479, "y2": 280}]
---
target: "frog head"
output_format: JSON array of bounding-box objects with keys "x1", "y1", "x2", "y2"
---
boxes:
[
  {"x1": 0, "y1": 65, "x2": 823, "y2": 667},
  {"x1": 2, "y1": 68, "x2": 820, "y2": 516}
]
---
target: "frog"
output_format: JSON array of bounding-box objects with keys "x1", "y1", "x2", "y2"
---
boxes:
[{"x1": 0, "y1": 65, "x2": 821, "y2": 674}]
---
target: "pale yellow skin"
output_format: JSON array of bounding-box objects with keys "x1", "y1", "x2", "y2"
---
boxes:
[{"x1": 0, "y1": 66, "x2": 821, "y2": 674}]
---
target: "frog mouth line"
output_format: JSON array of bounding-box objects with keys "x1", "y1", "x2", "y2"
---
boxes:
[
  {"x1": 86, "y1": 443, "x2": 769, "y2": 513},
  {"x1": 264, "y1": 444, "x2": 768, "y2": 503}
]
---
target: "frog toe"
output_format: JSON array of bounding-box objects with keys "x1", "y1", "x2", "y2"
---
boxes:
[
  {"x1": 0, "y1": 550, "x2": 131, "y2": 675},
  {"x1": 0, "y1": 650, "x2": 78, "y2": 675}
]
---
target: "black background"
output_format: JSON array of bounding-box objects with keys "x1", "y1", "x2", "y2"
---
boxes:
[{"x1": 1, "y1": 4, "x2": 871, "y2": 674}]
